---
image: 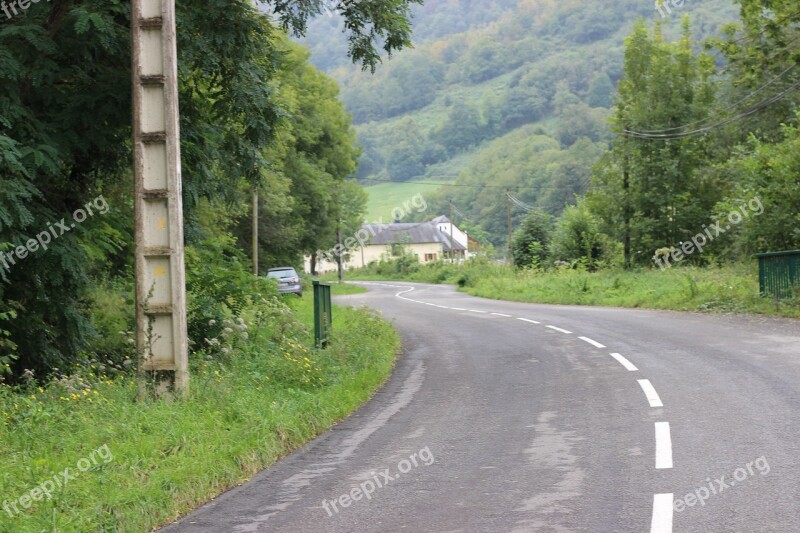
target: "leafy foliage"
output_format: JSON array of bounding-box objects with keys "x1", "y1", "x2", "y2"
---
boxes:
[
  {"x1": 510, "y1": 211, "x2": 551, "y2": 269},
  {"x1": 0, "y1": 0, "x2": 410, "y2": 377}
]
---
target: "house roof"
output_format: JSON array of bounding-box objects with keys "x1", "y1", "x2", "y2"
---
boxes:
[{"x1": 364, "y1": 221, "x2": 466, "y2": 251}]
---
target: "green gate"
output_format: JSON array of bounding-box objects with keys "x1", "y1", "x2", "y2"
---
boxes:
[
  {"x1": 313, "y1": 280, "x2": 332, "y2": 348},
  {"x1": 756, "y1": 250, "x2": 800, "y2": 299}
]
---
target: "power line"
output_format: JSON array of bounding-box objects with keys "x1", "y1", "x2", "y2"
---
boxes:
[
  {"x1": 630, "y1": 64, "x2": 798, "y2": 134},
  {"x1": 450, "y1": 203, "x2": 475, "y2": 223},
  {"x1": 507, "y1": 193, "x2": 536, "y2": 211},
  {"x1": 623, "y1": 77, "x2": 800, "y2": 139}
]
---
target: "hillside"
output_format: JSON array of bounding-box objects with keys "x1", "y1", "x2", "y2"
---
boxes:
[{"x1": 302, "y1": 0, "x2": 740, "y2": 245}]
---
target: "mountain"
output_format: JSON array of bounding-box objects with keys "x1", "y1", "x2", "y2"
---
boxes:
[{"x1": 302, "y1": 0, "x2": 741, "y2": 246}]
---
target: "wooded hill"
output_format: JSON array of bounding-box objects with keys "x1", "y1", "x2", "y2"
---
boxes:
[{"x1": 302, "y1": 0, "x2": 744, "y2": 247}]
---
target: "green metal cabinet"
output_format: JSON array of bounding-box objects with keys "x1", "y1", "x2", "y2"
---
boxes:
[{"x1": 756, "y1": 250, "x2": 800, "y2": 299}]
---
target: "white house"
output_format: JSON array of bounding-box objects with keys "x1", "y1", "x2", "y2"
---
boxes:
[{"x1": 305, "y1": 216, "x2": 469, "y2": 274}]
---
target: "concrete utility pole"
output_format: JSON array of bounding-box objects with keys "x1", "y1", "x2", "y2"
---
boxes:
[{"x1": 131, "y1": 0, "x2": 189, "y2": 398}]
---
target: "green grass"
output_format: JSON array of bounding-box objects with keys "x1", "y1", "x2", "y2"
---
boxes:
[
  {"x1": 344, "y1": 259, "x2": 800, "y2": 318},
  {"x1": 328, "y1": 282, "x2": 367, "y2": 295},
  {"x1": 364, "y1": 180, "x2": 449, "y2": 222},
  {"x1": 0, "y1": 293, "x2": 399, "y2": 532}
]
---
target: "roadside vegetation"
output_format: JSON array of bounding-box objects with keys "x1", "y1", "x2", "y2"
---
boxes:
[
  {"x1": 341, "y1": 256, "x2": 800, "y2": 318},
  {"x1": 0, "y1": 1, "x2": 416, "y2": 530},
  {"x1": 0, "y1": 281, "x2": 397, "y2": 532}
]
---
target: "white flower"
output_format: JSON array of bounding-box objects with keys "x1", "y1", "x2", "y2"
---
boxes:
[
  {"x1": 209, "y1": 319, "x2": 217, "y2": 326},
  {"x1": 224, "y1": 327, "x2": 234, "y2": 334}
]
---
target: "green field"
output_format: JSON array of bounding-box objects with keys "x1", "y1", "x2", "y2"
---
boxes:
[{"x1": 364, "y1": 180, "x2": 447, "y2": 222}]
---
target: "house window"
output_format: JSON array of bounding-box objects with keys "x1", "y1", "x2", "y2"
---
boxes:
[{"x1": 424, "y1": 253, "x2": 437, "y2": 262}]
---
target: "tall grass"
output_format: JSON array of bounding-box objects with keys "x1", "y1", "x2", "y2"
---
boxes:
[
  {"x1": 0, "y1": 287, "x2": 398, "y2": 532},
  {"x1": 342, "y1": 258, "x2": 800, "y2": 318}
]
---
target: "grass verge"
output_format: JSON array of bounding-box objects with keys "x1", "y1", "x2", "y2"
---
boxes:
[
  {"x1": 0, "y1": 292, "x2": 398, "y2": 532},
  {"x1": 338, "y1": 259, "x2": 800, "y2": 318}
]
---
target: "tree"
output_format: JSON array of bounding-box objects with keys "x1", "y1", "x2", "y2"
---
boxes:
[
  {"x1": 432, "y1": 103, "x2": 485, "y2": 155},
  {"x1": 0, "y1": 0, "x2": 410, "y2": 376},
  {"x1": 510, "y1": 211, "x2": 551, "y2": 269},
  {"x1": 550, "y1": 200, "x2": 606, "y2": 270},
  {"x1": 713, "y1": 123, "x2": 800, "y2": 255},
  {"x1": 587, "y1": 72, "x2": 614, "y2": 108},
  {"x1": 265, "y1": 0, "x2": 423, "y2": 72},
  {"x1": 593, "y1": 18, "x2": 718, "y2": 266}
]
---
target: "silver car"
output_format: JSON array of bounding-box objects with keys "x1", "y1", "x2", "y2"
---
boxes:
[{"x1": 266, "y1": 267, "x2": 303, "y2": 297}]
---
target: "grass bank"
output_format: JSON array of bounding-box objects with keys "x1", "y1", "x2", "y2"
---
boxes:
[
  {"x1": 338, "y1": 259, "x2": 800, "y2": 318},
  {"x1": 0, "y1": 285, "x2": 397, "y2": 532}
]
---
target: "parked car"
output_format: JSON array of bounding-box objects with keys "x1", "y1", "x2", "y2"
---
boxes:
[{"x1": 266, "y1": 267, "x2": 303, "y2": 296}]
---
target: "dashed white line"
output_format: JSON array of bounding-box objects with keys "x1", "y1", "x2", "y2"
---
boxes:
[
  {"x1": 650, "y1": 493, "x2": 674, "y2": 533},
  {"x1": 609, "y1": 353, "x2": 638, "y2": 371},
  {"x1": 387, "y1": 284, "x2": 671, "y2": 532},
  {"x1": 655, "y1": 422, "x2": 673, "y2": 469},
  {"x1": 638, "y1": 379, "x2": 664, "y2": 408},
  {"x1": 578, "y1": 336, "x2": 605, "y2": 348}
]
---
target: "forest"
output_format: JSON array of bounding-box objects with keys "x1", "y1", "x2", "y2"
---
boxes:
[
  {"x1": 0, "y1": 0, "x2": 420, "y2": 377},
  {"x1": 305, "y1": 0, "x2": 799, "y2": 271}
]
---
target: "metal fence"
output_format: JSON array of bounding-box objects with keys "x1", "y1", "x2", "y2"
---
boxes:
[{"x1": 756, "y1": 250, "x2": 800, "y2": 299}]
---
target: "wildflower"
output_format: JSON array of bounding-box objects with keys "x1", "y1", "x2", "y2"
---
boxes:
[{"x1": 209, "y1": 319, "x2": 217, "y2": 326}]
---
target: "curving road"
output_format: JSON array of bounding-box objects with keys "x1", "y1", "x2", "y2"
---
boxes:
[{"x1": 161, "y1": 282, "x2": 800, "y2": 532}]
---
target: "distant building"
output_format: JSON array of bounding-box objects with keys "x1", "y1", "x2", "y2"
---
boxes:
[{"x1": 306, "y1": 216, "x2": 470, "y2": 274}]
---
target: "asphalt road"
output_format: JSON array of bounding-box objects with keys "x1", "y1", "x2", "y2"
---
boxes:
[{"x1": 161, "y1": 282, "x2": 800, "y2": 532}]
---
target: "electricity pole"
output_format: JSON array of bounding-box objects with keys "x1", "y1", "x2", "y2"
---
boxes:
[
  {"x1": 132, "y1": 0, "x2": 189, "y2": 398},
  {"x1": 506, "y1": 190, "x2": 513, "y2": 262}
]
